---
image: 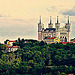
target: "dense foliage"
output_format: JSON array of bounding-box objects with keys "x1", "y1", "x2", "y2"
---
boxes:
[{"x1": 0, "y1": 39, "x2": 75, "y2": 75}]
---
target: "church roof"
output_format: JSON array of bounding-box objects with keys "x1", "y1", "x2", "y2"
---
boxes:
[
  {"x1": 44, "y1": 28, "x2": 56, "y2": 31},
  {"x1": 9, "y1": 41, "x2": 16, "y2": 42},
  {"x1": 59, "y1": 42, "x2": 73, "y2": 44},
  {"x1": 44, "y1": 37, "x2": 56, "y2": 39},
  {"x1": 70, "y1": 38, "x2": 75, "y2": 41}
]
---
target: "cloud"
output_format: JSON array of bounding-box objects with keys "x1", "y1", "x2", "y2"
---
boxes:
[
  {"x1": 0, "y1": 14, "x2": 5, "y2": 17},
  {"x1": 0, "y1": 13, "x2": 11, "y2": 17},
  {"x1": 0, "y1": 17, "x2": 38, "y2": 43},
  {"x1": 14, "y1": 18, "x2": 26, "y2": 22},
  {"x1": 46, "y1": 6, "x2": 57, "y2": 12},
  {"x1": 62, "y1": 6, "x2": 75, "y2": 16}
]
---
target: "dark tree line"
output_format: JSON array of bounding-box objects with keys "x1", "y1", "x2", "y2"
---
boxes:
[{"x1": 0, "y1": 39, "x2": 75, "y2": 75}]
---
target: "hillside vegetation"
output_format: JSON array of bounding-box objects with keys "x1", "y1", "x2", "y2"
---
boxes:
[{"x1": 0, "y1": 39, "x2": 75, "y2": 75}]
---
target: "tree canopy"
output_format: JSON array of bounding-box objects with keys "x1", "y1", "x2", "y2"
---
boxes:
[{"x1": 0, "y1": 39, "x2": 75, "y2": 75}]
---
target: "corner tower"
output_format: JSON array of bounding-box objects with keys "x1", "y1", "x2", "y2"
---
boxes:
[
  {"x1": 48, "y1": 16, "x2": 53, "y2": 28},
  {"x1": 55, "y1": 16, "x2": 60, "y2": 31},
  {"x1": 55, "y1": 16, "x2": 60, "y2": 38},
  {"x1": 38, "y1": 16, "x2": 44, "y2": 41},
  {"x1": 65, "y1": 16, "x2": 71, "y2": 42},
  {"x1": 65, "y1": 16, "x2": 71, "y2": 32}
]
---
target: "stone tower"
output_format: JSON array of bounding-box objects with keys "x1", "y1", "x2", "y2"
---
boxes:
[
  {"x1": 48, "y1": 16, "x2": 53, "y2": 28},
  {"x1": 55, "y1": 16, "x2": 60, "y2": 38},
  {"x1": 65, "y1": 16, "x2": 71, "y2": 42},
  {"x1": 38, "y1": 16, "x2": 44, "y2": 41},
  {"x1": 55, "y1": 16, "x2": 60, "y2": 31}
]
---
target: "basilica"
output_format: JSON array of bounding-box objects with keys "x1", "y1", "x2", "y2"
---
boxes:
[{"x1": 38, "y1": 16, "x2": 71, "y2": 44}]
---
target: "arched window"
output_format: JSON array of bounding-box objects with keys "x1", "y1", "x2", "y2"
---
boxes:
[{"x1": 65, "y1": 37, "x2": 67, "y2": 42}]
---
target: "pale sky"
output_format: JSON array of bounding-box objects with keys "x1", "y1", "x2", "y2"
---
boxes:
[{"x1": 0, "y1": 0, "x2": 75, "y2": 42}]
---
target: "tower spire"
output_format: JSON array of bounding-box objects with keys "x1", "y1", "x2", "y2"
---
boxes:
[
  {"x1": 68, "y1": 16, "x2": 69, "y2": 24},
  {"x1": 57, "y1": 16, "x2": 59, "y2": 23},
  {"x1": 39, "y1": 16, "x2": 41, "y2": 24},
  {"x1": 50, "y1": 16, "x2": 52, "y2": 24}
]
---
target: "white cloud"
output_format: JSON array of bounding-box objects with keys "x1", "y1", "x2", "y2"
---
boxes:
[{"x1": 62, "y1": 6, "x2": 75, "y2": 16}]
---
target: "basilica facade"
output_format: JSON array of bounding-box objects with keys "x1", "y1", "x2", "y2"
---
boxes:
[{"x1": 38, "y1": 16, "x2": 71, "y2": 44}]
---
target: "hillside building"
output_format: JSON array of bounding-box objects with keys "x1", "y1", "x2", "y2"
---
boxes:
[{"x1": 38, "y1": 16, "x2": 71, "y2": 44}]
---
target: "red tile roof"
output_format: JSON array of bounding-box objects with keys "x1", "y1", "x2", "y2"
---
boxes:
[
  {"x1": 8, "y1": 46, "x2": 12, "y2": 48},
  {"x1": 8, "y1": 46, "x2": 19, "y2": 48},
  {"x1": 47, "y1": 37, "x2": 50, "y2": 39},
  {"x1": 72, "y1": 40, "x2": 75, "y2": 43},
  {"x1": 68, "y1": 74, "x2": 74, "y2": 75},
  {"x1": 12, "y1": 46, "x2": 19, "y2": 48},
  {"x1": 69, "y1": 42, "x2": 73, "y2": 43},
  {"x1": 47, "y1": 37, "x2": 55, "y2": 39},
  {"x1": 51, "y1": 37, "x2": 56, "y2": 39},
  {"x1": 59, "y1": 42, "x2": 73, "y2": 44},
  {"x1": 9, "y1": 41, "x2": 16, "y2": 42}
]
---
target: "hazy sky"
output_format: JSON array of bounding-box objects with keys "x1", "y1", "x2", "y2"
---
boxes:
[{"x1": 0, "y1": 0, "x2": 75, "y2": 42}]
